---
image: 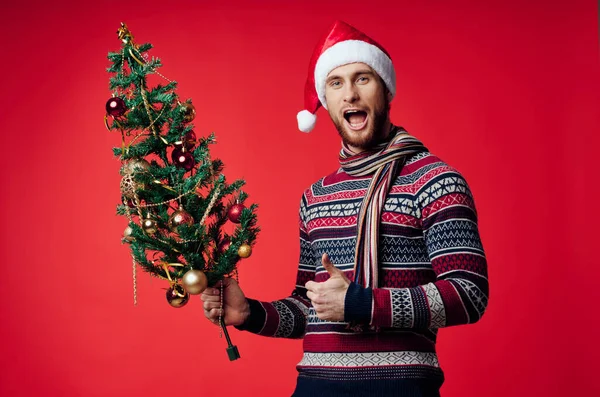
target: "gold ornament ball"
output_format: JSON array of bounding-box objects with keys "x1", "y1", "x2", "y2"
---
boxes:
[
  {"x1": 238, "y1": 244, "x2": 252, "y2": 258},
  {"x1": 120, "y1": 173, "x2": 144, "y2": 199},
  {"x1": 142, "y1": 217, "x2": 158, "y2": 235},
  {"x1": 166, "y1": 284, "x2": 189, "y2": 308},
  {"x1": 182, "y1": 103, "x2": 196, "y2": 123},
  {"x1": 120, "y1": 158, "x2": 151, "y2": 176},
  {"x1": 168, "y1": 207, "x2": 194, "y2": 232},
  {"x1": 123, "y1": 226, "x2": 135, "y2": 242},
  {"x1": 181, "y1": 269, "x2": 208, "y2": 295},
  {"x1": 120, "y1": 173, "x2": 136, "y2": 199}
]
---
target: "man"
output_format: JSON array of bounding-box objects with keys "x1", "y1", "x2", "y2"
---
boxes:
[{"x1": 201, "y1": 20, "x2": 489, "y2": 397}]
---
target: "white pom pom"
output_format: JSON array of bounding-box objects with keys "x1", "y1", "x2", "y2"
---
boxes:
[{"x1": 297, "y1": 110, "x2": 317, "y2": 133}]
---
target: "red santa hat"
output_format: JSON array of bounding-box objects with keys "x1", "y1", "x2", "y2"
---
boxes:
[{"x1": 296, "y1": 20, "x2": 396, "y2": 133}]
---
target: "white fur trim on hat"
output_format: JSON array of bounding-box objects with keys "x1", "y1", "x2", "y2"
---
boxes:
[
  {"x1": 297, "y1": 110, "x2": 317, "y2": 133},
  {"x1": 314, "y1": 40, "x2": 396, "y2": 110}
]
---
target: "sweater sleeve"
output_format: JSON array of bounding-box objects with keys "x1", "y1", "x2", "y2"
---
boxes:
[
  {"x1": 344, "y1": 167, "x2": 489, "y2": 329},
  {"x1": 234, "y1": 194, "x2": 315, "y2": 338}
]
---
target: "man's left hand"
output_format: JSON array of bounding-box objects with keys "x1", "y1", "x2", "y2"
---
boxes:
[{"x1": 305, "y1": 253, "x2": 351, "y2": 322}]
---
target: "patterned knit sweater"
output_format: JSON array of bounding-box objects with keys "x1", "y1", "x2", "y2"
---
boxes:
[{"x1": 235, "y1": 150, "x2": 489, "y2": 396}]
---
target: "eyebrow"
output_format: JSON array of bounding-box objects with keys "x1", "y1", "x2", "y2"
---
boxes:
[{"x1": 326, "y1": 70, "x2": 375, "y2": 83}]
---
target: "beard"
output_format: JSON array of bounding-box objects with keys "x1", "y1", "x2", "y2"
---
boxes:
[{"x1": 330, "y1": 94, "x2": 390, "y2": 151}]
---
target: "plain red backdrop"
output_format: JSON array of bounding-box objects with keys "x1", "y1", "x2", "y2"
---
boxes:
[{"x1": 1, "y1": 1, "x2": 598, "y2": 396}]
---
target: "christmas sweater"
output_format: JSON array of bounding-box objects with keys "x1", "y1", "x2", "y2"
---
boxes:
[{"x1": 235, "y1": 150, "x2": 489, "y2": 396}]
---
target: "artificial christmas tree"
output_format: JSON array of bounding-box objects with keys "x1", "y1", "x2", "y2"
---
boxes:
[{"x1": 104, "y1": 23, "x2": 259, "y2": 360}]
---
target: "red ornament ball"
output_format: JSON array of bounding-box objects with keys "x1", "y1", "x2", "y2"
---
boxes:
[
  {"x1": 106, "y1": 97, "x2": 127, "y2": 117},
  {"x1": 227, "y1": 203, "x2": 245, "y2": 223},
  {"x1": 183, "y1": 130, "x2": 197, "y2": 149},
  {"x1": 122, "y1": 196, "x2": 136, "y2": 208},
  {"x1": 174, "y1": 130, "x2": 197, "y2": 151},
  {"x1": 218, "y1": 238, "x2": 231, "y2": 253},
  {"x1": 171, "y1": 147, "x2": 195, "y2": 171}
]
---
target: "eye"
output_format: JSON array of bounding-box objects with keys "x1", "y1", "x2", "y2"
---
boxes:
[
  {"x1": 357, "y1": 76, "x2": 369, "y2": 83},
  {"x1": 329, "y1": 80, "x2": 342, "y2": 88}
]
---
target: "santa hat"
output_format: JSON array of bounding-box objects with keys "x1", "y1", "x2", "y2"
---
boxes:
[{"x1": 296, "y1": 20, "x2": 396, "y2": 133}]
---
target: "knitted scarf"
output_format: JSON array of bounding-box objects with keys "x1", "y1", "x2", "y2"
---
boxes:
[{"x1": 339, "y1": 125, "x2": 427, "y2": 289}]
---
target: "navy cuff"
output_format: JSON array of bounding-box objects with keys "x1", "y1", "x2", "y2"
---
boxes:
[
  {"x1": 344, "y1": 282, "x2": 373, "y2": 324},
  {"x1": 233, "y1": 298, "x2": 266, "y2": 333}
]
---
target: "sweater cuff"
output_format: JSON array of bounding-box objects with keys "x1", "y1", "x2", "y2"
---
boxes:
[
  {"x1": 233, "y1": 298, "x2": 266, "y2": 333},
  {"x1": 344, "y1": 282, "x2": 373, "y2": 324}
]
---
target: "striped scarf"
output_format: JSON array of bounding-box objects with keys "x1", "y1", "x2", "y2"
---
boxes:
[{"x1": 339, "y1": 126, "x2": 427, "y2": 289}]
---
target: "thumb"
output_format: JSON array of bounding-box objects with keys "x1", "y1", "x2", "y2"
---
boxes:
[{"x1": 322, "y1": 253, "x2": 343, "y2": 277}]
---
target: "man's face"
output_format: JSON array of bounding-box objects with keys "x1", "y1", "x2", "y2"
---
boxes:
[{"x1": 324, "y1": 62, "x2": 392, "y2": 152}]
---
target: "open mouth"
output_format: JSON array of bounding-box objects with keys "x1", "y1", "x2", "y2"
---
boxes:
[{"x1": 343, "y1": 109, "x2": 368, "y2": 130}]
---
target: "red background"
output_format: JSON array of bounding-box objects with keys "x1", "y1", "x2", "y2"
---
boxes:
[{"x1": 1, "y1": 1, "x2": 598, "y2": 396}]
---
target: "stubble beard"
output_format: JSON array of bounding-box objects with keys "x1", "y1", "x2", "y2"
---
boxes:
[{"x1": 331, "y1": 95, "x2": 390, "y2": 151}]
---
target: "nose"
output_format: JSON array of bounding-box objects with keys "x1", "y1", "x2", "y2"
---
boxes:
[{"x1": 343, "y1": 84, "x2": 359, "y2": 103}]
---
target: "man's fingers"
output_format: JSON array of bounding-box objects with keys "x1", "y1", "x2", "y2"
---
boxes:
[
  {"x1": 209, "y1": 307, "x2": 221, "y2": 315},
  {"x1": 203, "y1": 301, "x2": 221, "y2": 311},
  {"x1": 201, "y1": 287, "x2": 220, "y2": 298},
  {"x1": 307, "y1": 290, "x2": 326, "y2": 306},
  {"x1": 201, "y1": 293, "x2": 220, "y2": 303},
  {"x1": 206, "y1": 307, "x2": 223, "y2": 320},
  {"x1": 201, "y1": 283, "x2": 227, "y2": 326},
  {"x1": 204, "y1": 306, "x2": 222, "y2": 317},
  {"x1": 322, "y1": 253, "x2": 342, "y2": 276},
  {"x1": 305, "y1": 280, "x2": 318, "y2": 292},
  {"x1": 204, "y1": 309, "x2": 221, "y2": 325}
]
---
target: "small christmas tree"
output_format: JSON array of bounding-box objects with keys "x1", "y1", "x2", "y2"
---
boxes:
[{"x1": 104, "y1": 23, "x2": 259, "y2": 360}]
